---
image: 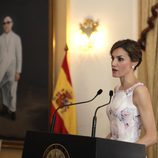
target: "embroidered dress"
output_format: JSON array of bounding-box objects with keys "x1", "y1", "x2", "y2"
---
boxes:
[{"x1": 106, "y1": 82, "x2": 144, "y2": 143}]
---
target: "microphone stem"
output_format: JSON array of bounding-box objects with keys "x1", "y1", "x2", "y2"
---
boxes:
[
  {"x1": 64, "y1": 94, "x2": 98, "y2": 106},
  {"x1": 50, "y1": 92, "x2": 101, "y2": 133},
  {"x1": 94, "y1": 99, "x2": 111, "y2": 117},
  {"x1": 91, "y1": 116, "x2": 97, "y2": 137},
  {"x1": 50, "y1": 106, "x2": 61, "y2": 133},
  {"x1": 91, "y1": 96, "x2": 112, "y2": 137}
]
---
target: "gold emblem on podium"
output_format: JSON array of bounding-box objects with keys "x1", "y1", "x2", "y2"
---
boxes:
[{"x1": 43, "y1": 143, "x2": 70, "y2": 158}]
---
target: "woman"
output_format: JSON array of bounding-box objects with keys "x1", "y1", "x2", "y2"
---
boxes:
[{"x1": 106, "y1": 39, "x2": 157, "y2": 147}]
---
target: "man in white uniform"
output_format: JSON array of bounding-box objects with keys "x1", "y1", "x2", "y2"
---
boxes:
[{"x1": 0, "y1": 16, "x2": 22, "y2": 120}]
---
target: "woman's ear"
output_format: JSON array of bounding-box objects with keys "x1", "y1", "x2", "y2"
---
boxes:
[
  {"x1": 132, "y1": 65, "x2": 135, "y2": 69},
  {"x1": 132, "y1": 61, "x2": 139, "y2": 70}
]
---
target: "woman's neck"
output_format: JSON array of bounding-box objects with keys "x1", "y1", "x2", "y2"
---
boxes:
[{"x1": 119, "y1": 73, "x2": 138, "y2": 90}]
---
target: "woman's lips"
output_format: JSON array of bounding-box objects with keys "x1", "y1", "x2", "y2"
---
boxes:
[{"x1": 112, "y1": 68, "x2": 118, "y2": 72}]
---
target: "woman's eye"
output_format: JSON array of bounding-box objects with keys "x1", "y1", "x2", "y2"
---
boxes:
[{"x1": 118, "y1": 57, "x2": 124, "y2": 62}]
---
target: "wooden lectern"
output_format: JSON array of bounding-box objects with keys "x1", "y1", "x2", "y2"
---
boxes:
[{"x1": 22, "y1": 131, "x2": 146, "y2": 158}]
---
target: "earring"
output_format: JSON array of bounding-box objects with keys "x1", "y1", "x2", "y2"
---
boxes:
[{"x1": 132, "y1": 65, "x2": 135, "y2": 69}]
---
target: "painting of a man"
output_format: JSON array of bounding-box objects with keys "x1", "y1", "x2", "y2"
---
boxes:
[
  {"x1": 0, "y1": 0, "x2": 49, "y2": 140},
  {"x1": 0, "y1": 16, "x2": 22, "y2": 121}
]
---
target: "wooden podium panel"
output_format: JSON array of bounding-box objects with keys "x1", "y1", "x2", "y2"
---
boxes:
[{"x1": 22, "y1": 131, "x2": 145, "y2": 158}]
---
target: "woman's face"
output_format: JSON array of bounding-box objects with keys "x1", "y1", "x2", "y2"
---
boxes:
[{"x1": 111, "y1": 47, "x2": 133, "y2": 78}]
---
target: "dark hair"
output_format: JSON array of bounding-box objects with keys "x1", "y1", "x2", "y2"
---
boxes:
[
  {"x1": 110, "y1": 39, "x2": 142, "y2": 70},
  {"x1": 1, "y1": 16, "x2": 13, "y2": 24}
]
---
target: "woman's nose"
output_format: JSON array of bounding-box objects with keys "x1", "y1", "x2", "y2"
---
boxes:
[{"x1": 111, "y1": 58, "x2": 117, "y2": 66}]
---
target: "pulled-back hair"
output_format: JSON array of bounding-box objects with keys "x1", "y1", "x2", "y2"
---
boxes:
[{"x1": 110, "y1": 39, "x2": 142, "y2": 70}]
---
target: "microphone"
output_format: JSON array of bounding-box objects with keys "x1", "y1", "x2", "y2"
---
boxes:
[
  {"x1": 50, "y1": 89, "x2": 103, "y2": 133},
  {"x1": 91, "y1": 90, "x2": 113, "y2": 137}
]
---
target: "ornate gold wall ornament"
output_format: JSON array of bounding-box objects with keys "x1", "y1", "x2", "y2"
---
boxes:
[{"x1": 80, "y1": 18, "x2": 99, "y2": 37}]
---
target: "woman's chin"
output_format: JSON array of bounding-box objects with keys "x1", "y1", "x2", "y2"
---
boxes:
[{"x1": 112, "y1": 74, "x2": 120, "y2": 78}]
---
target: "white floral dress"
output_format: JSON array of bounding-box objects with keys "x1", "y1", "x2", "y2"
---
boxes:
[{"x1": 106, "y1": 82, "x2": 144, "y2": 143}]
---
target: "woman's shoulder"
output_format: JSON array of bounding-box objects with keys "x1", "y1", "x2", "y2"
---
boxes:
[
  {"x1": 133, "y1": 83, "x2": 151, "y2": 106},
  {"x1": 133, "y1": 83, "x2": 148, "y2": 94}
]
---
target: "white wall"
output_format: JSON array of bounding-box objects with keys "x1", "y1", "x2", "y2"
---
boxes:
[{"x1": 68, "y1": 0, "x2": 138, "y2": 138}]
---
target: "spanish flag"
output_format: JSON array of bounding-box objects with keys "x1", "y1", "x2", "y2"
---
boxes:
[{"x1": 49, "y1": 47, "x2": 77, "y2": 134}]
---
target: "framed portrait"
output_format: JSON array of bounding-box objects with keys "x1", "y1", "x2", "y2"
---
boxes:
[{"x1": 0, "y1": 0, "x2": 54, "y2": 147}]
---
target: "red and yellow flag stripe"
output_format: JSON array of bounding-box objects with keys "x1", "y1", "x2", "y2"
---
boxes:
[{"x1": 49, "y1": 51, "x2": 77, "y2": 134}]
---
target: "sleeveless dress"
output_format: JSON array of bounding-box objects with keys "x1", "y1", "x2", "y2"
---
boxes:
[{"x1": 106, "y1": 82, "x2": 144, "y2": 143}]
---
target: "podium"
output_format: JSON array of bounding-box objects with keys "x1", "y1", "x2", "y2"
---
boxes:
[{"x1": 22, "y1": 131, "x2": 146, "y2": 158}]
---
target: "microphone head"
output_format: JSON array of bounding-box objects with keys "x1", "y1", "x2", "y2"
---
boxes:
[
  {"x1": 97, "y1": 89, "x2": 103, "y2": 95},
  {"x1": 109, "y1": 90, "x2": 113, "y2": 97}
]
